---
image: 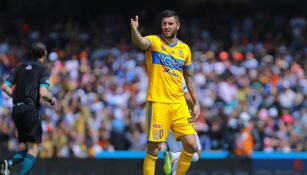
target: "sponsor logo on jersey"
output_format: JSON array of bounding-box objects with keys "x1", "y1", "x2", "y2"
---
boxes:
[
  {"x1": 161, "y1": 45, "x2": 166, "y2": 51},
  {"x1": 158, "y1": 54, "x2": 184, "y2": 72},
  {"x1": 25, "y1": 65, "x2": 32, "y2": 70},
  {"x1": 153, "y1": 124, "x2": 162, "y2": 128},
  {"x1": 163, "y1": 68, "x2": 179, "y2": 77}
]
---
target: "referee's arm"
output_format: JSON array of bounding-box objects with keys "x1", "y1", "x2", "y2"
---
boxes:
[
  {"x1": 1, "y1": 68, "x2": 17, "y2": 97},
  {"x1": 39, "y1": 68, "x2": 56, "y2": 105},
  {"x1": 40, "y1": 86, "x2": 55, "y2": 105}
]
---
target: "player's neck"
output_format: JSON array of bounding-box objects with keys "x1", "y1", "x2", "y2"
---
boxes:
[
  {"x1": 37, "y1": 58, "x2": 45, "y2": 64},
  {"x1": 161, "y1": 35, "x2": 177, "y2": 46}
]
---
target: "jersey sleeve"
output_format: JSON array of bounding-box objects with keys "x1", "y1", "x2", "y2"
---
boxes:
[
  {"x1": 184, "y1": 47, "x2": 192, "y2": 69},
  {"x1": 144, "y1": 35, "x2": 156, "y2": 51},
  {"x1": 39, "y1": 68, "x2": 51, "y2": 88},
  {"x1": 4, "y1": 68, "x2": 17, "y2": 87}
]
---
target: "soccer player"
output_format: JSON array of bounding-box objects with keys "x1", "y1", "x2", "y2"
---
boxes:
[
  {"x1": 0, "y1": 42, "x2": 56, "y2": 175},
  {"x1": 164, "y1": 84, "x2": 202, "y2": 175},
  {"x1": 131, "y1": 10, "x2": 200, "y2": 175}
]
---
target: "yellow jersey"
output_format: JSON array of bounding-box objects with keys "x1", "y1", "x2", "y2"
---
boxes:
[{"x1": 145, "y1": 35, "x2": 192, "y2": 103}]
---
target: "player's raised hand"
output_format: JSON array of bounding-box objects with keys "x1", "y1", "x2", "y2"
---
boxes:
[
  {"x1": 131, "y1": 15, "x2": 139, "y2": 30},
  {"x1": 192, "y1": 104, "x2": 200, "y2": 121}
]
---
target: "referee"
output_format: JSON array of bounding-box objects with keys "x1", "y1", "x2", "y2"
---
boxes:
[{"x1": 0, "y1": 42, "x2": 56, "y2": 175}]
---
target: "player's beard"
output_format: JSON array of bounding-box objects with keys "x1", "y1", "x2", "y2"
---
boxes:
[{"x1": 162, "y1": 30, "x2": 177, "y2": 39}]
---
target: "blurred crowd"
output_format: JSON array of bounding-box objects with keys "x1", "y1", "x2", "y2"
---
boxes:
[{"x1": 0, "y1": 11, "x2": 307, "y2": 158}]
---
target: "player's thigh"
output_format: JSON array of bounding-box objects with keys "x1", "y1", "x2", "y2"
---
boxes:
[
  {"x1": 180, "y1": 134, "x2": 198, "y2": 152},
  {"x1": 146, "y1": 101, "x2": 172, "y2": 142},
  {"x1": 171, "y1": 102, "x2": 196, "y2": 139}
]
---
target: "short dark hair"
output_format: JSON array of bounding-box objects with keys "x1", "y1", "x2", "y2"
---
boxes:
[
  {"x1": 32, "y1": 42, "x2": 46, "y2": 58},
  {"x1": 161, "y1": 10, "x2": 180, "y2": 23}
]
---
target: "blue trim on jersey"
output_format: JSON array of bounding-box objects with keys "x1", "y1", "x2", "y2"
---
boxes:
[
  {"x1": 4, "y1": 80, "x2": 12, "y2": 87},
  {"x1": 159, "y1": 35, "x2": 178, "y2": 48},
  {"x1": 147, "y1": 102, "x2": 152, "y2": 140},
  {"x1": 184, "y1": 65, "x2": 192, "y2": 69},
  {"x1": 40, "y1": 84, "x2": 49, "y2": 88},
  {"x1": 152, "y1": 51, "x2": 185, "y2": 72}
]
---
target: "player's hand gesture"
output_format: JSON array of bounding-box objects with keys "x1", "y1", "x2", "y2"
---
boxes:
[
  {"x1": 131, "y1": 15, "x2": 139, "y2": 30},
  {"x1": 192, "y1": 104, "x2": 200, "y2": 121}
]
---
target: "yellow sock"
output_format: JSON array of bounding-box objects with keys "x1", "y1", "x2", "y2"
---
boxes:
[
  {"x1": 175, "y1": 150, "x2": 194, "y2": 175},
  {"x1": 144, "y1": 154, "x2": 158, "y2": 175}
]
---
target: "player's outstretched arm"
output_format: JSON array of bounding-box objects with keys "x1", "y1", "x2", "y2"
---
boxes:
[
  {"x1": 1, "y1": 83, "x2": 12, "y2": 97},
  {"x1": 131, "y1": 15, "x2": 151, "y2": 50},
  {"x1": 183, "y1": 68, "x2": 200, "y2": 121},
  {"x1": 39, "y1": 86, "x2": 56, "y2": 106}
]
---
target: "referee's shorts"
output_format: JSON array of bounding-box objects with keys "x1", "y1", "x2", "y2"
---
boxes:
[{"x1": 12, "y1": 103, "x2": 42, "y2": 143}]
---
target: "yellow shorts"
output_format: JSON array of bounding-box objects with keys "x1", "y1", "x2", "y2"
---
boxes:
[{"x1": 145, "y1": 101, "x2": 196, "y2": 142}]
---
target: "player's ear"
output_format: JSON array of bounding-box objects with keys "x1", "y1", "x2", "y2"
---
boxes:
[{"x1": 176, "y1": 22, "x2": 180, "y2": 31}]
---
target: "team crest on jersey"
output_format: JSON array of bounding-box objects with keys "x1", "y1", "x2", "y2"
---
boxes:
[
  {"x1": 153, "y1": 129, "x2": 163, "y2": 140},
  {"x1": 153, "y1": 130, "x2": 160, "y2": 140},
  {"x1": 178, "y1": 50, "x2": 184, "y2": 58},
  {"x1": 187, "y1": 118, "x2": 193, "y2": 123}
]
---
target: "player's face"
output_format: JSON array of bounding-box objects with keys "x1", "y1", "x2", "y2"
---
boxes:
[{"x1": 161, "y1": 16, "x2": 180, "y2": 39}]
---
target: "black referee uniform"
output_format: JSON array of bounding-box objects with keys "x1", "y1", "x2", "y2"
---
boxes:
[{"x1": 4, "y1": 61, "x2": 51, "y2": 144}]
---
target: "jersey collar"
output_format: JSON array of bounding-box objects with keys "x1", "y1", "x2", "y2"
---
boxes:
[{"x1": 159, "y1": 34, "x2": 178, "y2": 48}]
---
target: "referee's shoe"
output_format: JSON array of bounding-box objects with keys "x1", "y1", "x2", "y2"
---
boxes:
[{"x1": 0, "y1": 160, "x2": 10, "y2": 175}]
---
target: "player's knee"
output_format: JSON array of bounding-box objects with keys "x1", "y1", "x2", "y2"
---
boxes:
[
  {"x1": 147, "y1": 148, "x2": 160, "y2": 157},
  {"x1": 26, "y1": 142, "x2": 40, "y2": 157},
  {"x1": 184, "y1": 141, "x2": 198, "y2": 153},
  {"x1": 191, "y1": 143, "x2": 198, "y2": 153},
  {"x1": 146, "y1": 142, "x2": 162, "y2": 156}
]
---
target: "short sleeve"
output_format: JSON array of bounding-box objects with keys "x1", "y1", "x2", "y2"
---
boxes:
[
  {"x1": 4, "y1": 69, "x2": 17, "y2": 87},
  {"x1": 184, "y1": 47, "x2": 192, "y2": 69},
  {"x1": 39, "y1": 68, "x2": 51, "y2": 88},
  {"x1": 144, "y1": 35, "x2": 156, "y2": 51}
]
